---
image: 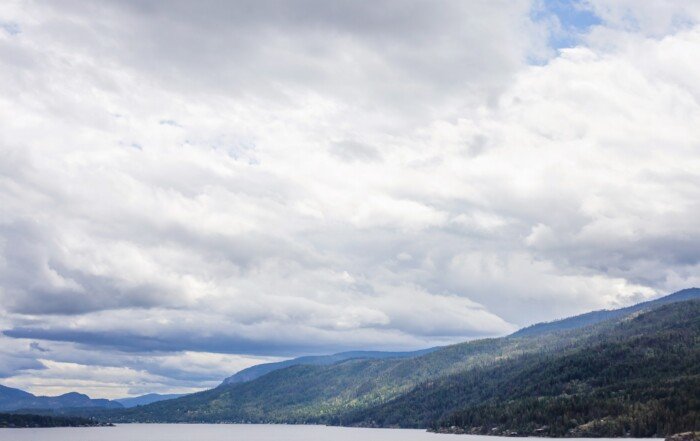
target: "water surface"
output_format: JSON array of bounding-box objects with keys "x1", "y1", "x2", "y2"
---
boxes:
[{"x1": 0, "y1": 424, "x2": 664, "y2": 441}]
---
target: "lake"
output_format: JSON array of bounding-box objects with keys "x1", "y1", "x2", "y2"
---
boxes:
[{"x1": 0, "y1": 424, "x2": 664, "y2": 441}]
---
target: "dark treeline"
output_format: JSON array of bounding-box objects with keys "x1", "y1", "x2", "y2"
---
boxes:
[{"x1": 0, "y1": 412, "x2": 106, "y2": 428}]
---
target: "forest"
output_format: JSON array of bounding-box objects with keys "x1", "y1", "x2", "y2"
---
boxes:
[{"x1": 0, "y1": 412, "x2": 107, "y2": 428}]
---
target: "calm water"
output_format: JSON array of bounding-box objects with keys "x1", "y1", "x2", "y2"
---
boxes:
[{"x1": 0, "y1": 424, "x2": 664, "y2": 441}]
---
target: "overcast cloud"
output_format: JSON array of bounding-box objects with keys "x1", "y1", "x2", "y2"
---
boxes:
[{"x1": 1, "y1": 0, "x2": 699, "y2": 398}]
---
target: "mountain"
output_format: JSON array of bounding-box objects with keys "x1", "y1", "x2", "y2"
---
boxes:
[
  {"x1": 0, "y1": 385, "x2": 34, "y2": 410},
  {"x1": 511, "y1": 287, "x2": 700, "y2": 337},
  {"x1": 341, "y1": 300, "x2": 700, "y2": 437},
  {"x1": 90, "y1": 289, "x2": 700, "y2": 437},
  {"x1": 116, "y1": 393, "x2": 185, "y2": 408},
  {"x1": 222, "y1": 348, "x2": 438, "y2": 385},
  {"x1": 220, "y1": 289, "x2": 699, "y2": 387},
  {"x1": 107, "y1": 331, "x2": 575, "y2": 424},
  {"x1": 0, "y1": 385, "x2": 122, "y2": 412}
]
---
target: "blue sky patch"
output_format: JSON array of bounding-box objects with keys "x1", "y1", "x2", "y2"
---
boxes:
[{"x1": 534, "y1": 0, "x2": 602, "y2": 49}]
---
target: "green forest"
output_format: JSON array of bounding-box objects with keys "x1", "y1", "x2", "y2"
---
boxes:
[{"x1": 341, "y1": 301, "x2": 700, "y2": 437}]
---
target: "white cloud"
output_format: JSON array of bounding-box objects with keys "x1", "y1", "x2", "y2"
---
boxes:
[{"x1": 0, "y1": 0, "x2": 699, "y2": 395}]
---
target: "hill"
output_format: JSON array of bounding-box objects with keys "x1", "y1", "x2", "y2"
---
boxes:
[
  {"x1": 340, "y1": 300, "x2": 700, "y2": 437},
  {"x1": 107, "y1": 329, "x2": 582, "y2": 423},
  {"x1": 222, "y1": 348, "x2": 438, "y2": 385},
  {"x1": 115, "y1": 393, "x2": 185, "y2": 408},
  {"x1": 511, "y1": 288, "x2": 700, "y2": 337}
]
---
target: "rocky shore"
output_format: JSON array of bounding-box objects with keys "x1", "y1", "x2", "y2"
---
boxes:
[{"x1": 666, "y1": 433, "x2": 700, "y2": 441}]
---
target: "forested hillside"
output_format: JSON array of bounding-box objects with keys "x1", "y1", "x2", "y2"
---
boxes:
[
  {"x1": 115, "y1": 393, "x2": 185, "y2": 408},
  {"x1": 512, "y1": 288, "x2": 700, "y2": 337},
  {"x1": 110, "y1": 332, "x2": 572, "y2": 423},
  {"x1": 97, "y1": 291, "x2": 700, "y2": 437},
  {"x1": 341, "y1": 301, "x2": 700, "y2": 437},
  {"x1": 221, "y1": 348, "x2": 437, "y2": 385}
]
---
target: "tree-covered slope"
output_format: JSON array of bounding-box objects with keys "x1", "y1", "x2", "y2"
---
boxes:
[
  {"x1": 512, "y1": 288, "x2": 699, "y2": 337},
  {"x1": 110, "y1": 329, "x2": 580, "y2": 423},
  {"x1": 341, "y1": 300, "x2": 700, "y2": 437},
  {"x1": 103, "y1": 290, "x2": 699, "y2": 438},
  {"x1": 221, "y1": 348, "x2": 438, "y2": 385},
  {"x1": 115, "y1": 393, "x2": 185, "y2": 408}
]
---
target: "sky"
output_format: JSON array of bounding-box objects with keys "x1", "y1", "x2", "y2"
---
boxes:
[{"x1": 1, "y1": 0, "x2": 700, "y2": 399}]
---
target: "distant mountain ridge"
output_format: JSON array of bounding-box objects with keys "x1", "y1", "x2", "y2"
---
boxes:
[
  {"x1": 222, "y1": 348, "x2": 438, "y2": 385},
  {"x1": 115, "y1": 393, "x2": 185, "y2": 408},
  {"x1": 511, "y1": 287, "x2": 700, "y2": 337},
  {"x1": 0, "y1": 384, "x2": 122, "y2": 412}
]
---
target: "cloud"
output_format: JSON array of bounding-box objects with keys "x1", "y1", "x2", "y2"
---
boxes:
[
  {"x1": 329, "y1": 140, "x2": 381, "y2": 163},
  {"x1": 0, "y1": 333, "x2": 282, "y2": 398},
  {"x1": 7, "y1": 0, "x2": 545, "y2": 128},
  {"x1": 0, "y1": 332, "x2": 47, "y2": 378},
  {"x1": 585, "y1": 0, "x2": 700, "y2": 36},
  {"x1": 1, "y1": 0, "x2": 700, "y2": 396}
]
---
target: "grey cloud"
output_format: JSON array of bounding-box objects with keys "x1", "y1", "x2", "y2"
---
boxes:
[
  {"x1": 0, "y1": 336, "x2": 48, "y2": 378},
  {"x1": 0, "y1": 336, "x2": 279, "y2": 391},
  {"x1": 3, "y1": 327, "x2": 409, "y2": 357},
  {"x1": 32, "y1": 0, "x2": 542, "y2": 125},
  {"x1": 29, "y1": 342, "x2": 50, "y2": 353},
  {"x1": 329, "y1": 140, "x2": 381, "y2": 163},
  {"x1": 0, "y1": 221, "x2": 186, "y2": 315},
  {"x1": 0, "y1": 358, "x2": 45, "y2": 379}
]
